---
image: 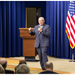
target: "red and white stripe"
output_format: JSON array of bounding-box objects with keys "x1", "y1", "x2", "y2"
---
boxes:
[{"x1": 66, "y1": 11, "x2": 75, "y2": 48}]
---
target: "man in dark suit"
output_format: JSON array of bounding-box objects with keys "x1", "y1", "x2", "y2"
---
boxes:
[
  {"x1": 39, "y1": 61, "x2": 58, "y2": 74},
  {"x1": 0, "y1": 58, "x2": 14, "y2": 74},
  {"x1": 29, "y1": 17, "x2": 50, "y2": 70}
]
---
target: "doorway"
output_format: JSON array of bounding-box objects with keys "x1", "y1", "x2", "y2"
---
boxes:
[{"x1": 26, "y1": 7, "x2": 41, "y2": 28}]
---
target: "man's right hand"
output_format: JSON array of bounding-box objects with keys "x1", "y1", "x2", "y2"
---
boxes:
[{"x1": 28, "y1": 27, "x2": 32, "y2": 32}]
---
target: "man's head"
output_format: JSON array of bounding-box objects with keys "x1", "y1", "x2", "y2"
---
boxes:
[
  {"x1": 15, "y1": 60, "x2": 27, "y2": 72},
  {"x1": 19, "y1": 60, "x2": 27, "y2": 65},
  {"x1": 0, "y1": 59, "x2": 7, "y2": 69},
  {"x1": 38, "y1": 17, "x2": 45, "y2": 26},
  {"x1": 15, "y1": 64, "x2": 30, "y2": 74},
  {"x1": 44, "y1": 61, "x2": 53, "y2": 71},
  {"x1": 0, "y1": 64, "x2": 5, "y2": 74}
]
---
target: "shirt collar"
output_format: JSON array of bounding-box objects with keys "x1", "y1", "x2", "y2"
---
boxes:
[{"x1": 39, "y1": 25, "x2": 43, "y2": 27}]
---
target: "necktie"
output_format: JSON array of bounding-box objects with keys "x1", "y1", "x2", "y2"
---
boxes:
[{"x1": 39, "y1": 26, "x2": 42, "y2": 34}]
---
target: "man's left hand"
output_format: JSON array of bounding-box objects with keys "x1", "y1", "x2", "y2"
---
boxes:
[
  {"x1": 38, "y1": 28, "x2": 42, "y2": 32},
  {"x1": 40, "y1": 29, "x2": 42, "y2": 32}
]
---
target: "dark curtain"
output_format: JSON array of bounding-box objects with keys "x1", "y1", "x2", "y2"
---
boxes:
[
  {"x1": 46, "y1": 1, "x2": 75, "y2": 59},
  {"x1": 0, "y1": 1, "x2": 75, "y2": 59},
  {"x1": 0, "y1": 1, "x2": 25, "y2": 57}
]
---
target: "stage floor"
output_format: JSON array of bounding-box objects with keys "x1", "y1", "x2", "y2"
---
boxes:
[{"x1": 0, "y1": 55, "x2": 75, "y2": 74}]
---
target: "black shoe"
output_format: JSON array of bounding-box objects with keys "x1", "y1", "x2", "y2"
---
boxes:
[{"x1": 42, "y1": 68, "x2": 45, "y2": 70}]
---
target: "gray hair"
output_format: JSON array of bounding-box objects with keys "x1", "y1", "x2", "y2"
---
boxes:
[
  {"x1": 38, "y1": 17, "x2": 45, "y2": 21},
  {"x1": 45, "y1": 61, "x2": 53, "y2": 69},
  {"x1": 15, "y1": 64, "x2": 30, "y2": 74}
]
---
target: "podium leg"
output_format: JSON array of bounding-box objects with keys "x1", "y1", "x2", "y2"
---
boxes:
[{"x1": 25, "y1": 57, "x2": 39, "y2": 62}]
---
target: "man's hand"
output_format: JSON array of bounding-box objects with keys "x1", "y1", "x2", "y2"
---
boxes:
[
  {"x1": 28, "y1": 27, "x2": 32, "y2": 32},
  {"x1": 38, "y1": 28, "x2": 42, "y2": 32}
]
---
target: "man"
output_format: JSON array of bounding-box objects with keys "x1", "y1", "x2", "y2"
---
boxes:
[
  {"x1": 15, "y1": 64, "x2": 30, "y2": 74},
  {"x1": 0, "y1": 58, "x2": 14, "y2": 74},
  {"x1": 39, "y1": 61, "x2": 57, "y2": 74},
  {"x1": 15, "y1": 60, "x2": 27, "y2": 72},
  {"x1": 28, "y1": 17, "x2": 50, "y2": 70}
]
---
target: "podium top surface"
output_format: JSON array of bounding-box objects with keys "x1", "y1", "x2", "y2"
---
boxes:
[
  {"x1": 19, "y1": 28, "x2": 35, "y2": 39},
  {"x1": 19, "y1": 28, "x2": 34, "y2": 30}
]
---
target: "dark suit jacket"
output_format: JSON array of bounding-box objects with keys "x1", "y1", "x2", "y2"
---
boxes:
[
  {"x1": 5, "y1": 70, "x2": 14, "y2": 74},
  {"x1": 29, "y1": 24, "x2": 50, "y2": 48},
  {"x1": 39, "y1": 70, "x2": 58, "y2": 74}
]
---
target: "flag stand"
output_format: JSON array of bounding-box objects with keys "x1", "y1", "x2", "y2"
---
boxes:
[{"x1": 69, "y1": 49, "x2": 75, "y2": 62}]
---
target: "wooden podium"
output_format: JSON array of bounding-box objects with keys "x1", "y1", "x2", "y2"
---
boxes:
[{"x1": 19, "y1": 28, "x2": 37, "y2": 61}]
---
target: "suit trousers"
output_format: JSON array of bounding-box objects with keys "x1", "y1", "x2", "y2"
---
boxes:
[{"x1": 36, "y1": 46, "x2": 48, "y2": 70}]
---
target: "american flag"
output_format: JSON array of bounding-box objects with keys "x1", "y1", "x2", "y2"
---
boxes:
[{"x1": 65, "y1": 1, "x2": 75, "y2": 49}]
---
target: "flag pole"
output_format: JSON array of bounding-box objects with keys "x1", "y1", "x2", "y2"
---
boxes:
[{"x1": 69, "y1": 49, "x2": 75, "y2": 62}]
